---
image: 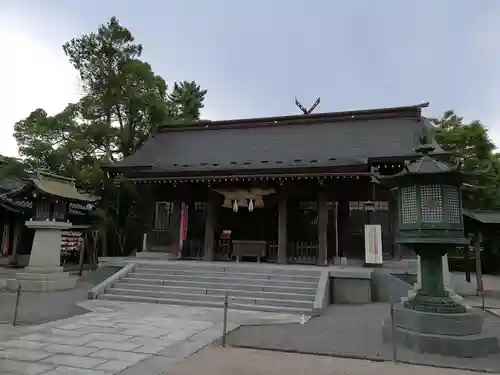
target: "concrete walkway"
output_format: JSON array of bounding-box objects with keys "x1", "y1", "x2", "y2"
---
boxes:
[
  {"x1": 452, "y1": 273, "x2": 500, "y2": 297},
  {"x1": 0, "y1": 300, "x2": 302, "y2": 375},
  {"x1": 167, "y1": 346, "x2": 491, "y2": 375},
  {"x1": 226, "y1": 303, "x2": 500, "y2": 373}
]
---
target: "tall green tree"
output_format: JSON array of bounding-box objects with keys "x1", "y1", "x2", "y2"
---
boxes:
[
  {"x1": 168, "y1": 81, "x2": 207, "y2": 122},
  {"x1": 432, "y1": 110, "x2": 500, "y2": 208},
  {"x1": 13, "y1": 16, "x2": 208, "y2": 256}
]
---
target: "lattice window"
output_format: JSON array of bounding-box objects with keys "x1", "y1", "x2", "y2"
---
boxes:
[
  {"x1": 299, "y1": 201, "x2": 318, "y2": 227},
  {"x1": 444, "y1": 185, "x2": 461, "y2": 224},
  {"x1": 349, "y1": 201, "x2": 362, "y2": 211},
  {"x1": 420, "y1": 185, "x2": 443, "y2": 222},
  {"x1": 194, "y1": 201, "x2": 207, "y2": 212},
  {"x1": 35, "y1": 201, "x2": 51, "y2": 220},
  {"x1": 375, "y1": 201, "x2": 389, "y2": 211},
  {"x1": 349, "y1": 201, "x2": 388, "y2": 212},
  {"x1": 154, "y1": 202, "x2": 173, "y2": 229},
  {"x1": 53, "y1": 202, "x2": 67, "y2": 221},
  {"x1": 401, "y1": 186, "x2": 417, "y2": 224}
]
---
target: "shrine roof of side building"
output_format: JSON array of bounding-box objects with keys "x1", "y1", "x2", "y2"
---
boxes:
[
  {"x1": 0, "y1": 171, "x2": 97, "y2": 210},
  {"x1": 105, "y1": 102, "x2": 445, "y2": 180}
]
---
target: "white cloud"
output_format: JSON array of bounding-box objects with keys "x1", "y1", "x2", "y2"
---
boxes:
[{"x1": 0, "y1": 27, "x2": 81, "y2": 157}]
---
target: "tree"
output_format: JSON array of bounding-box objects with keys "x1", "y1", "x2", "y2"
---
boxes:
[
  {"x1": 168, "y1": 81, "x2": 207, "y2": 122},
  {"x1": 432, "y1": 110, "x2": 500, "y2": 208},
  {"x1": 61, "y1": 17, "x2": 206, "y2": 159},
  {"x1": 13, "y1": 16, "x2": 207, "y2": 257}
]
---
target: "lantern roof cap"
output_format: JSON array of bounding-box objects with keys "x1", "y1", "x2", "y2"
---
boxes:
[
  {"x1": 379, "y1": 144, "x2": 463, "y2": 185},
  {"x1": 404, "y1": 145, "x2": 459, "y2": 175}
]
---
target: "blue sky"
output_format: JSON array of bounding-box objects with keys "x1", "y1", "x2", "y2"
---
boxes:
[{"x1": 1, "y1": 0, "x2": 500, "y2": 156}]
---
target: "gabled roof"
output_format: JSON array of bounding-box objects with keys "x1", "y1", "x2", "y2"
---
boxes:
[
  {"x1": 109, "y1": 102, "x2": 442, "y2": 177},
  {"x1": 9, "y1": 172, "x2": 96, "y2": 203},
  {"x1": 31, "y1": 172, "x2": 96, "y2": 202}
]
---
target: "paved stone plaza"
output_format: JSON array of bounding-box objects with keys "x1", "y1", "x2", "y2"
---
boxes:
[{"x1": 0, "y1": 300, "x2": 302, "y2": 375}]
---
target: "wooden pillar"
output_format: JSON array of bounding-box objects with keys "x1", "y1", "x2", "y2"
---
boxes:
[
  {"x1": 390, "y1": 194, "x2": 401, "y2": 260},
  {"x1": 317, "y1": 190, "x2": 328, "y2": 266},
  {"x1": 277, "y1": 197, "x2": 287, "y2": 264},
  {"x1": 475, "y1": 231, "x2": 484, "y2": 296},
  {"x1": 204, "y1": 199, "x2": 215, "y2": 261},
  {"x1": 9, "y1": 220, "x2": 22, "y2": 265}
]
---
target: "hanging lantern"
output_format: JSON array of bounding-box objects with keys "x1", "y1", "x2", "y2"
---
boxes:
[
  {"x1": 248, "y1": 199, "x2": 254, "y2": 212},
  {"x1": 232, "y1": 200, "x2": 239, "y2": 212}
]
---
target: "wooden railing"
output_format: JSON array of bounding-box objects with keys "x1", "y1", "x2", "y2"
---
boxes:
[
  {"x1": 288, "y1": 241, "x2": 318, "y2": 264},
  {"x1": 216, "y1": 239, "x2": 232, "y2": 260},
  {"x1": 267, "y1": 241, "x2": 278, "y2": 263},
  {"x1": 211, "y1": 239, "x2": 319, "y2": 264}
]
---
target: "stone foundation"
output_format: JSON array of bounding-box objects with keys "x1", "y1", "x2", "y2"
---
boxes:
[
  {"x1": 6, "y1": 266, "x2": 76, "y2": 291},
  {"x1": 382, "y1": 304, "x2": 500, "y2": 357},
  {"x1": 6, "y1": 220, "x2": 76, "y2": 292}
]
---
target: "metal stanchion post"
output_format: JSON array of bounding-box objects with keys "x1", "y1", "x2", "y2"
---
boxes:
[
  {"x1": 13, "y1": 284, "x2": 21, "y2": 326},
  {"x1": 222, "y1": 293, "x2": 228, "y2": 347},
  {"x1": 390, "y1": 298, "x2": 397, "y2": 363}
]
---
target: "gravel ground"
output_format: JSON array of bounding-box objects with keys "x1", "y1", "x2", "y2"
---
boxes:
[
  {"x1": 167, "y1": 345, "x2": 488, "y2": 375},
  {"x1": 0, "y1": 266, "x2": 119, "y2": 326},
  {"x1": 226, "y1": 303, "x2": 500, "y2": 373}
]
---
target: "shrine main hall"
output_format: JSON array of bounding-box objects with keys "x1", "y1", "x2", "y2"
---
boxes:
[{"x1": 106, "y1": 102, "x2": 440, "y2": 265}]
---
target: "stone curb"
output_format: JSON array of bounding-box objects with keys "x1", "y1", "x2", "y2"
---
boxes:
[
  {"x1": 88, "y1": 262, "x2": 137, "y2": 299},
  {"x1": 313, "y1": 270, "x2": 330, "y2": 315}
]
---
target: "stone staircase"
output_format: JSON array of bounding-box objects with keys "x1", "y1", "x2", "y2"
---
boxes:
[{"x1": 97, "y1": 263, "x2": 321, "y2": 314}]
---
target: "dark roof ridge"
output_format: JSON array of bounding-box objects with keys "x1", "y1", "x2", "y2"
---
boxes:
[{"x1": 155, "y1": 102, "x2": 430, "y2": 134}]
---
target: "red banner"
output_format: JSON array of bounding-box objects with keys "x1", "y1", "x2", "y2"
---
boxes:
[{"x1": 179, "y1": 202, "x2": 188, "y2": 251}]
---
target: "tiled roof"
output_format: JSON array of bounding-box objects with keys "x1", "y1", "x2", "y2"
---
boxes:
[
  {"x1": 110, "y1": 103, "x2": 442, "y2": 175},
  {"x1": 30, "y1": 172, "x2": 96, "y2": 202}
]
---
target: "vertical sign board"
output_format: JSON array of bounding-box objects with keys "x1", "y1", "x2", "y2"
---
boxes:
[
  {"x1": 142, "y1": 233, "x2": 147, "y2": 252},
  {"x1": 364, "y1": 224, "x2": 383, "y2": 265},
  {"x1": 179, "y1": 203, "x2": 189, "y2": 254}
]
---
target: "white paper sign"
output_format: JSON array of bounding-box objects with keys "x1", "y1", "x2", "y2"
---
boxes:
[{"x1": 364, "y1": 224, "x2": 383, "y2": 264}]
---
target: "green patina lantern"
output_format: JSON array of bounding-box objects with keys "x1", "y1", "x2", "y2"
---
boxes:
[{"x1": 380, "y1": 145, "x2": 469, "y2": 313}]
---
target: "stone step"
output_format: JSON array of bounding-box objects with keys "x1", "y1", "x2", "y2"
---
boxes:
[
  {"x1": 136, "y1": 265, "x2": 320, "y2": 281},
  {"x1": 129, "y1": 272, "x2": 318, "y2": 288},
  {"x1": 120, "y1": 277, "x2": 317, "y2": 294},
  {"x1": 112, "y1": 283, "x2": 315, "y2": 302},
  {"x1": 134, "y1": 262, "x2": 320, "y2": 277},
  {"x1": 99, "y1": 293, "x2": 309, "y2": 315},
  {"x1": 109, "y1": 287, "x2": 313, "y2": 309}
]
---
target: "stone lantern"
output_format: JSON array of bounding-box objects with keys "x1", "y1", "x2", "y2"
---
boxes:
[
  {"x1": 380, "y1": 145, "x2": 499, "y2": 357},
  {"x1": 382, "y1": 145, "x2": 467, "y2": 312},
  {"x1": 6, "y1": 172, "x2": 96, "y2": 292}
]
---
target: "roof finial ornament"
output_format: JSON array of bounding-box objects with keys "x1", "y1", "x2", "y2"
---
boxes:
[{"x1": 295, "y1": 97, "x2": 321, "y2": 115}]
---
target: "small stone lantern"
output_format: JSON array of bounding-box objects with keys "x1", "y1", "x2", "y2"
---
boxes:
[{"x1": 380, "y1": 145, "x2": 469, "y2": 313}]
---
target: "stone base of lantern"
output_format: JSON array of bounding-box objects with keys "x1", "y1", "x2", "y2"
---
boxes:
[
  {"x1": 6, "y1": 266, "x2": 76, "y2": 292},
  {"x1": 404, "y1": 292, "x2": 466, "y2": 314},
  {"x1": 382, "y1": 303, "x2": 500, "y2": 357},
  {"x1": 6, "y1": 220, "x2": 76, "y2": 292}
]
